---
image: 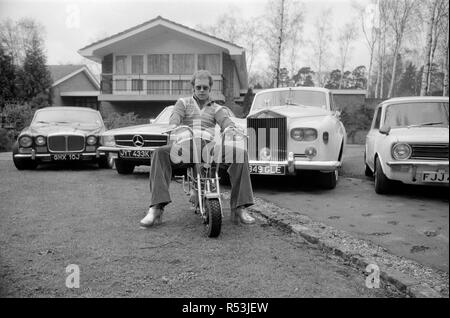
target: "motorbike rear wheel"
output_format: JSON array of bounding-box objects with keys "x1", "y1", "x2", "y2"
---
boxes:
[{"x1": 203, "y1": 198, "x2": 222, "y2": 238}]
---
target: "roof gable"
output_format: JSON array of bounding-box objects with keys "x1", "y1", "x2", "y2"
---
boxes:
[
  {"x1": 48, "y1": 65, "x2": 85, "y2": 83},
  {"x1": 78, "y1": 16, "x2": 244, "y2": 59},
  {"x1": 48, "y1": 65, "x2": 100, "y2": 90}
]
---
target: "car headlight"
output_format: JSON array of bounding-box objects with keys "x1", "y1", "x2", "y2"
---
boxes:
[
  {"x1": 392, "y1": 143, "x2": 411, "y2": 160},
  {"x1": 87, "y1": 135, "x2": 98, "y2": 145},
  {"x1": 19, "y1": 135, "x2": 33, "y2": 147},
  {"x1": 101, "y1": 135, "x2": 115, "y2": 146},
  {"x1": 291, "y1": 128, "x2": 317, "y2": 141},
  {"x1": 35, "y1": 136, "x2": 46, "y2": 146}
]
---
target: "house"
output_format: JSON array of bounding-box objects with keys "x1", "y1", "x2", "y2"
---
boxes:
[
  {"x1": 78, "y1": 16, "x2": 248, "y2": 119},
  {"x1": 48, "y1": 65, "x2": 100, "y2": 108}
]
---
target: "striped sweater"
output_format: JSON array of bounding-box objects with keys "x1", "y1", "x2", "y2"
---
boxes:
[{"x1": 169, "y1": 96, "x2": 235, "y2": 136}]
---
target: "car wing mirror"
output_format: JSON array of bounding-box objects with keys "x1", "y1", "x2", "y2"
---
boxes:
[
  {"x1": 334, "y1": 110, "x2": 341, "y2": 118},
  {"x1": 149, "y1": 118, "x2": 155, "y2": 124},
  {"x1": 379, "y1": 124, "x2": 391, "y2": 135}
]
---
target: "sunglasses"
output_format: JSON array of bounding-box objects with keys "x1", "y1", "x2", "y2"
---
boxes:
[{"x1": 195, "y1": 85, "x2": 210, "y2": 91}]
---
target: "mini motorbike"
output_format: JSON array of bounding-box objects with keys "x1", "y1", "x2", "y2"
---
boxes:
[{"x1": 167, "y1": 125, "x2": 245, "y2": 238}]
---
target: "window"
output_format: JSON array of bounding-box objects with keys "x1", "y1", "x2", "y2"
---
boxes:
[
  {"x1": 132, "y1": 79, "x2": 143, "y2": 91},
  {"x1": 147, "y1": 54, "x2": 169, "y2": 74},
  {"x1": 198, "y1": 54, "x2": 220, "y2": 74},
  {"x1": 329, "y1": 93, "x2": 336, "y2": 111},
  {"x1": 172, "y1": 80, "x2": 191, "y2": 95},
  {"x1": 172, "y1": 54, "x2": 195, "y2": 74},
  {"x1": 115, "y1": 80, "x2": 127, "y2": 92},
  {"x1": 147, "y1": 80, "x2": 170, "y2": 94},
  {"x1": 115, "y1": 56, "x2": 128, "y2": 74},
  {"x1": 131, "y1": 55, "x2": 143, "y2": 74},
  {"x1": 373, "y1": 107, "x2": 382, "y2": 129}
]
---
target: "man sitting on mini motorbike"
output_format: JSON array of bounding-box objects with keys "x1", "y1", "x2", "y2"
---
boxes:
[{"x1": 140, "y1": 70, "x2": 255, "y2": 227}]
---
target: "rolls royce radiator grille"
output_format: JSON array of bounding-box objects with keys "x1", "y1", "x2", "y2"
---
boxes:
[
  {"x1": 410, "y1": 144, "x2": 449, "y2": 160},
  {"x1": 115, "y1": 135, "x2": 168, "y2": 147},
  {"x1": 48, "y1": 135, "x2": 85, "y2": 152},
  {"x1": 247, "y1": 117, "x2": 287, "y2": 161}
]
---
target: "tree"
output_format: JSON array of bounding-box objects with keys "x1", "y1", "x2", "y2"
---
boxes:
[
  {"x1": 324, "y1": 69, "x2": 342, "y2": 89},
  {"x1": 352, "y1": 65, "x2": 367, "y2": 89},
  {"x1": 374, "y1": 0, "x2": 389, "y2": 98},
  {"x1": 354, "y1": 0, "x2": 378, "y2": 97},
  {"x1": 310, "y1": 7, "x2": 333, "y2": 87},
  {"x1": 262, "y1": 0, "x2": 304, "y2": 87},
  {"x1": 0, "y1": 18, "x2": 45, "y2": 66},
  {"x1": 383, "y1": 53, "x2": 404, "y2": 97},
  {"x1": 293, "y1": 67, "x2": 315, "y2": 87},
  {"x1": 385, "y1": 0, "x2": 418, "y2": 98},
  {"x1": 397, "y1": 61, "x2": 418, "y2": 96},
  {"x1": 336, "y1": 23, "x2": 358, "y2": 89},
  {"x1": 196, "y1": 10, "x2": 262, "y2": 80},
  {"x1": 0, "y1": 46, "x2": 16, "y2": 108},
  {"x1": 419, "y1": 0, "x2": 449, "y2": 95},
  {"x1": 15, "y1": 35, "x2": 52, "y2": 107}
]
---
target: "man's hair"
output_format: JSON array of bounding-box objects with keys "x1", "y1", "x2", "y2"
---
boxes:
[{"x1": 191, "y1": 70, "x2": 213, "y2": 87}]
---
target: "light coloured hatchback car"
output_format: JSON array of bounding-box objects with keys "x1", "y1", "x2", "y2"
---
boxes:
[{"x1": 365, "y1": 96, "x2": 449, "y2": 194}]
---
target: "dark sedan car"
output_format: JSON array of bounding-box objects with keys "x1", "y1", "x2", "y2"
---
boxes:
[{"x1": 12, "y1": 106, "x2": 109, "y2": 170}]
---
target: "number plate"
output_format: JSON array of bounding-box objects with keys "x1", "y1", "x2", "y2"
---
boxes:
[
  {"x1": 422, "y1": 171, "x2": 449, "y2": 183},
  {"x1": 119, "y1": 149, "x2": 151, "y2": 159},
  {"x1": 52, "y1": 153, "x2": 81, "y2": 160},
  {"x1": 249, "y1": 164, "x2": 285, "y2": 175}
]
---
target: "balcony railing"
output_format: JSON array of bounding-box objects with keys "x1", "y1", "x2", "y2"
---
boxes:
[{"x1": 100, "y1": 74, "x2": 223, "y2": 96}]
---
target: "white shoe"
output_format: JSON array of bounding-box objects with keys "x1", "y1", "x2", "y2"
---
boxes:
[
  {"x1": 140, "y1": 206, "x2": 163, "y2": 227},
  {"x1": 231, "y1": 207, "x2": 255, "y2": 225}
]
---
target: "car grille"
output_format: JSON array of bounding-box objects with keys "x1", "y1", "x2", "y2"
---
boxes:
[
  {"x1": 410, "y1": 144, "x2": 449, "y2": 160},
  {"x1": 48, "y1": 135, "x2": 85, "y2": 152},
  {"x1": 115, "y1": 134, "x2": 168, "y2": 147},
  {"x1": 247, "y1": 117, "x2": 287, "y2": 161}
]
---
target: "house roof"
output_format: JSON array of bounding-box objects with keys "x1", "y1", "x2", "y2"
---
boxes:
[
  {"x1": 47, "y1": 65, "x2": 100, "y2": 90},
  {"x1": 48, "y1": 65, "x2": 85, "y2": 83},
  {"x1": 330, "y1": 89, "x2": 367, "y2": 95},
  {"x1": 79, "y1": 15, "x2": 244, "y2": 54},
  {"x1": 78, "y1": 16, "x2": 248, "y2": 91}
]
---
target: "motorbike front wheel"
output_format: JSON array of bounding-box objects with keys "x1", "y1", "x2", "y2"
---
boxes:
[{"x1": 203, "y1": 198, "x2": 222, "y2": 238}]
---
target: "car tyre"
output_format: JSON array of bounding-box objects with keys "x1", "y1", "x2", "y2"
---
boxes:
[
  {"x1": 374, "y1": 157, "x2": 391, "y2": 194},
  {"x1": 115, "y1": 159, "x2": 135, "y2": 174},
  {"x1": 320, "y1": 170, "x2": 338, "y2": 189},
  {"x1": 364, "y1": 152, "x2": 373, "y2": 177},
  {"x1": 365, "y1": 164, "x2": 373, "y2": 177},
  {"x1": 97, "y1": 155, "x2": 111, "y2": 169}
]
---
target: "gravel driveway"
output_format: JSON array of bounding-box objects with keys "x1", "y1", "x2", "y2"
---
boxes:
[{"x1": 0, "y1": 158, "x2": 399, "y2": 297}]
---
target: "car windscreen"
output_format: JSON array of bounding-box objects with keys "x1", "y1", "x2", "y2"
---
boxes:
[
  {"x1": 154, "y1": 107, "x2": 173, "y2": 124},
  {"x1": 33, "y1": 109, "x2": 103, "y2": 126},
  {"x1": 384, "y1": 102, "x2": 449, "y2": 128},
  {"x1": 251, "y1": 90, "x2": 327, "y2": 112}
]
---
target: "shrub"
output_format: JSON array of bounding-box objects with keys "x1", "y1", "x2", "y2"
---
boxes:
[
  {"x1": 2, "y1": 103, "x2": 35, "y2": 140},
  {"x1": 0, "y1": 128, "x2": 12, "y2": 152},
  {"x1": 341, "y1": 104, "x2": 373, "y2": 144},
  {"x1": 102, "y1": 112, "x2": 147, "y2": 129}
]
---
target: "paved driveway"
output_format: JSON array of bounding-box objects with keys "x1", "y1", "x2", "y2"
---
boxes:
[{"x1": 248, "y1": 145, "x2": 449, "y2": 272}]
